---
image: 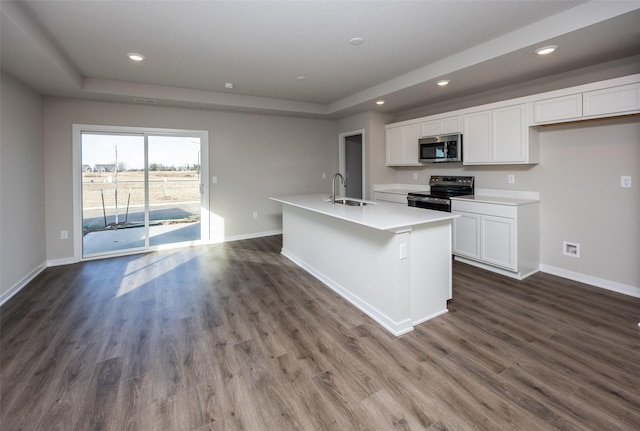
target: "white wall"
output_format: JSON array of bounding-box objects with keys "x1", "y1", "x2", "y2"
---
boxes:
[
  {"x1": 43, "y1": 97, "x2": 337, "y2": 262},
  {"x1": 0, "y1": 72, "x2": 45, "y2": 301},
  {"x1": 537, "y1": 118, "x2": 639, "y2": 292}
]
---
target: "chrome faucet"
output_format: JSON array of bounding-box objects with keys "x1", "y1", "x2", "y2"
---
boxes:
[{"x1": 331, "y1": 173, "x2": 346, "y2": 204}]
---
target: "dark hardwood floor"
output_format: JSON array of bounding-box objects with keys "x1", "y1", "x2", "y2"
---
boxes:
[{"x1": 1, "y1": 235, "x2": 639, "y2": 430}]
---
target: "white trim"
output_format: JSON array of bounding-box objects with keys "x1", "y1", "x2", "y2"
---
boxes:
[
  {"x1": 540, "y1": 264, "x2": 640, "y2": 298},
  {"x1": 47, "y1": 257, "x2": 77, "y2": 267},
  {"x1": 224, "y1": 229, "x2": 283, "y2": 243},
  {"x1": 454, "y1": 256, "x2": 538, "y2": 280},
  {"x1": 0, "y1": 262, "x2": 47, "y2": 306},
  {"x1": 338, "y1": 129, "x2": 366, "y2": 199}
]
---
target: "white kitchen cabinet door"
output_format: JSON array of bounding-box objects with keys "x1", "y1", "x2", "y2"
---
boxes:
[
  {"x1": 386, "y1": 127, "x2": 404, "y2": 165},
  {"x1": 440, "y1": 116, "x2": 461, "y2": 134},
  {"x1": 492, "y1": 104, "x2": 526, "y2": 163},
  {"x1": 583, "y1": 82, "x2": 640, "y2": 117},
  {"x1": 452, "y1": 212, "x2": 481, "y2": 259},
  {"x1": 462, "y1": 110, "x2": 492, "y2": 164},
  {"x1": 480, "y1": 215, "x2": 516, "y2": 270},
  {"x1": 533, "y1": 94, "x2": 582, "y2": 123},
  {"x1": 419, "y1": 116, "x2": 461, "y2": 137},
  {"x1": 420, "y1": 120, "x2": 440, "y2": 137},
  {"x1": 401, "y1": 124, "x2": 420, "y2": 164},
  {"x1": 386, "y1": 124, "x2": 421, "y2": 166}
]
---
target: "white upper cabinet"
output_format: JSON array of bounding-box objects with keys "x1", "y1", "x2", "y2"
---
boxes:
[
  {"x1": 463, "y1": 104, "x2": 538, "y2": 165},
  {"x1": 419, "y1": 115, "x2": 461, "y2": 137},
  {"x1": 534, "y1": 94, "x2": 582, "y2": 123},
  {"x1": 533, "y1": 81, "x2": 640, "y2": 124},
  {"x1": 462, "y1": 110, "x2": 492, "y2": 163},
  {"x1": 583, "y1": 83, "x2": 640, "y2": 118},
  {"x1": 386, "y1": 123, "x2": 421, "y2": 166},
  {"x1": 385, "y1": 74, "x2": 639, "y2": 166},
  {"x1": 492, "y1": 104, "x2": 527, "y2": 163}
]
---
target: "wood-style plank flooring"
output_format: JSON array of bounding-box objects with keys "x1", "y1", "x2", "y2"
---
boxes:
[{"x1": 1, "y1": 235, "x2": 639, "y2": 430}]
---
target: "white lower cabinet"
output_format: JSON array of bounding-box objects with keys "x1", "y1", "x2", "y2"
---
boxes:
[
  {"x1": 452, "y1": 199, "x2": 539, "y2": 280},
  {"x1": 480, "y1": 215, "x2": 516, "y2": 269},
  {"x1": 452, "y1": 212, "x2": 480, "y2": 259}
]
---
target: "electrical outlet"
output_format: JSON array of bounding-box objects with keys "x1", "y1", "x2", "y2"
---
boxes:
[
  {"x1": 563, "y1": 241, "x2": 580, "y2": 258},
  {"x1": 507, "y1": 174, "x2": 515, "y2": 184},
  {"x1": 399, "y1": 243, "x2": 407, "y2": 260},
  {"x1": 252, "y1": 211, "x2": 258, "y2": 219},
  {"x1": 60, "y1": 230, "x2": 68, "y2": 240},
  {"x1": 412, "y1": 173, "x2": 418, "y2": 181},
  {"x1": 621, "y1": 176, "x2": 631, "y2": 188},
  {"x1": 211, "y1": 176, "x2": 218, "y2": 184},
  {"x1": 322, "y1": 172, "x2": 326, "y2": 179}
]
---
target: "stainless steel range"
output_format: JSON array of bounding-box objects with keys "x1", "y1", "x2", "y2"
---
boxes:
[{"x1": 407, "y1": 176, "x2": 474, "y2": 212}]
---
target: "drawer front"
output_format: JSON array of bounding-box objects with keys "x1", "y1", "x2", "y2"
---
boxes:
[{"x1": 452, "y1": 200, "x2": 516, "y2": 218}]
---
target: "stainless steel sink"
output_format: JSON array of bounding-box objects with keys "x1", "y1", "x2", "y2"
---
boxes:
[{"x1": 334, "y1": 198, "x2": 373, "y2": 206}]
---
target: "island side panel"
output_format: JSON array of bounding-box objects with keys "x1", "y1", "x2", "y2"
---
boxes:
[
  {"x1": 281, "y1": 204, "x2": 413, "y2": 335},
  {"x1": 409, "y1": 220, "x2": 452, "y2": 325}
]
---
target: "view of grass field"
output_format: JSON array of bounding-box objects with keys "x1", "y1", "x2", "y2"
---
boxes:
[{"x1": 82, "y1": 170, "x2": 201, "y2": 208}]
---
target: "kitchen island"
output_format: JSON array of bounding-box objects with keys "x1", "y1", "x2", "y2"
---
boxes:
[{"x1": 270, "y1": 194, "x2": 459, "y2": 336}]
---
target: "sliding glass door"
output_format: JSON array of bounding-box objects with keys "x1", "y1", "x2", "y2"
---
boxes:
[
  {"x1": 147, "y1": 135, "x2": 202, "y2": 247},
  {"x1": 78, "y1": 127, "x2": 207, "y2": 259}
]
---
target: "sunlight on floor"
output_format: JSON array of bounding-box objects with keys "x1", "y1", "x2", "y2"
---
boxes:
[{"x1": 116, "y1": 248, "x2": 206, "y2": 297}]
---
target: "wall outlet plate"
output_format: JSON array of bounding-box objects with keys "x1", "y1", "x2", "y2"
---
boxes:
[
  {"x1": 563, "y1": 241, "x2": 580, "y2": 258},
  {"x1": 507, "y1": 174, "x2": 515, "y2": 184},
  {"x1": 621, "y1": 176, "x2": 631, "y2": 188}
]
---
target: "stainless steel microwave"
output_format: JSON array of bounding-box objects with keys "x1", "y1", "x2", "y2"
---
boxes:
[{"x1": 418, "y1": 133, "x2": 462, "y2": 163}]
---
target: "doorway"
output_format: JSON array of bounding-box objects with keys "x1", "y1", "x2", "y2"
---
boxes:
[
  {"x1": 73, "y1": 125, "x2": 209, "y2": 260},
  {"x1": 339, "y1": 130, "x2": 365, "y2": 199}
]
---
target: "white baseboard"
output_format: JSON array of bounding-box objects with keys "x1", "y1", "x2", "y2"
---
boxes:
[
  {"x1": 47, "y1": 257, "x2": 77, "y2": 267},
  {"x1": 0, "y1": 261, "x2": 47, "y2": 306},
  {"x1": 224, "y1": 229, "x2": 282, "y2": 242},
  {"x1": 539, "y1": 264, "x2": 640, "y2": 298}
]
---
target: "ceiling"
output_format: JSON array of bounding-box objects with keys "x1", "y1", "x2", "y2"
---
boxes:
[{"x1": 2, "y1": 1, "x2": 640, "y2": 118}]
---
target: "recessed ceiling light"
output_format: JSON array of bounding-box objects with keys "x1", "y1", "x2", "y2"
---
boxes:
[
  {"x1": 224, "y1": 82, "x2": 234, "y2": 89},
  {"x1": 437, "y1": 80, "x2": 450, "y2": 87},
  {"x1": 375, "y1": 100, "x2": 385, "y2": 105},
  {"x1": 296, "y1": 76, "x2": 307, "y2": 81},
  {"x1": 349, "y1": 37, "x2": 364, "y2": 46},
  {"x1": 535, "y1": 45, "x2": 557, "y2": 55},
  {"x1": 127, "y1": 53, "x2": 145, "y2": 62}
]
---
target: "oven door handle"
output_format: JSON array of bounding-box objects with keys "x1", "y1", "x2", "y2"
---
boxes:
[{"x1": 408, "y1": 195, "x2": 449, "y2": 204}]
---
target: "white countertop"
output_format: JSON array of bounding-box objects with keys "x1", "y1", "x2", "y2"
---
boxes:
[
  {"x1": 271, "y1": 194, "x2": 458, "y2": 231},
  {"x1": 373, "y1": 184, "x2": 430, "y2": 195},
  {"x1": 374, "y1": 188, "x2": 429, "y2": 195},
  {"x1": 451, "y1": 195, "x2": 539, "y2": 206}
]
